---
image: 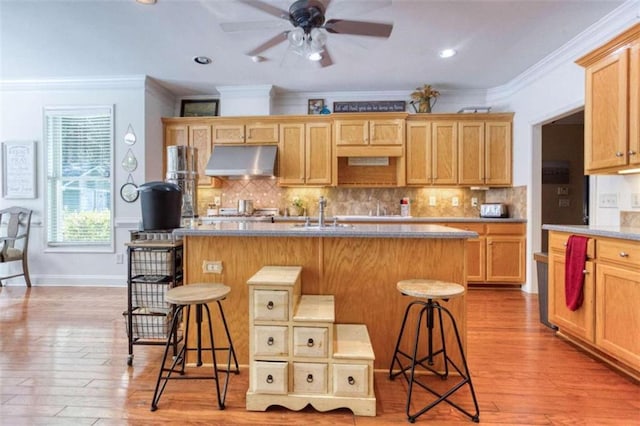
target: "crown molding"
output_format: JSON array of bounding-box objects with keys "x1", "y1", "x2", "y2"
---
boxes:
[
  {"x1": 0, "y1": 75, "x2": 147, "y2": 91},
  {"x1": 144, "y1": 76, "x2": 175, "y2": 105},
  {"x1": 488, "y1": 0, "x2": 640, "y2": 102}
]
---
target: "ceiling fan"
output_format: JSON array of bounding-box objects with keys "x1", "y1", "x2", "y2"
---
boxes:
[{"x1": 220, "y1": 0, "x2": 393, "y2": 67}]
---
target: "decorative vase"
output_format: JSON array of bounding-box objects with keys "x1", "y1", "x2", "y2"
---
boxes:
[
  {"x1": 419, "y1": 98, "x2": 433, "y2": 113},
  {"x1": 289, "y1": 206, "x2": 302, "y2": 216}
]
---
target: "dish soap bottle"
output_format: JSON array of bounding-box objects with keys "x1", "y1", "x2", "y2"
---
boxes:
[{"x1": 400, "y1": 197, "x2": 411, "y2": 217}]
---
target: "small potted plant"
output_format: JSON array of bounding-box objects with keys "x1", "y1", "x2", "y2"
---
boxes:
[{"x1": 290, "y1": 197, "x2": 305, "y2": 217}]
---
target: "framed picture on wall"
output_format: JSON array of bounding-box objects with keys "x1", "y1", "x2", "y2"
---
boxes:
[
  {"x1": 180, "y1": 99, "x2": 219, "y2": 117},
  {"x1": 1, "y1": 140, "x2": 37, "y2": 199},
  {"x1": 308, "y1": 99, "x2": 324, "y2": 115}
]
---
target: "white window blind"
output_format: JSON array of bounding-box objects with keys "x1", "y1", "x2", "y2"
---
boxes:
[{"x1": 45, "y1": 106, "x2": 114, "y2": 246}]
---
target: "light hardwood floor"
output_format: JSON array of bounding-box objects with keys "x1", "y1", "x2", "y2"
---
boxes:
[{"x1": 0, "y1": 286, "x2": 638, "y2": 425}]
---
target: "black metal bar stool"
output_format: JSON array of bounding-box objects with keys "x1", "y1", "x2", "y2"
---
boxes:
[
  {"x1": 389, "y1": 279, "x2": 480, "y2": 423},
  {"x1": 151, "y1": 283, "x2": 239, "y2": 411}
]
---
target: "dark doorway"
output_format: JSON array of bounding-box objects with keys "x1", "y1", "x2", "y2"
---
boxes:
[{"x1": 540, "y1": 110, "x2": 589, "y2": 251}]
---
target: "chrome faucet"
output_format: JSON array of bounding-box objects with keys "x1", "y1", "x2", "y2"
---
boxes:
[{"x1": 318, "y1": 196, "x2": 327, "y2": 227}]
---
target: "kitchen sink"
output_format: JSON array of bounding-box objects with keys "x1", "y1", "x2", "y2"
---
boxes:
[{"x1": 291, "y1": 223, "x2": 354, "y2": 230}]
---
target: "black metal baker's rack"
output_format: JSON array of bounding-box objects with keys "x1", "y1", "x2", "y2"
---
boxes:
[{"x1": 125, "y1": 231, "x2": 183, "y2": 366}]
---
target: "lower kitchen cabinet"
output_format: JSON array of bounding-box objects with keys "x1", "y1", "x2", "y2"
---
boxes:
[
  {"x1": 246, "y1": 266, "x2": 376, "y2": 416},
  {"x1": 548, "y1": 231, "x2": 640, "y2": 379}
]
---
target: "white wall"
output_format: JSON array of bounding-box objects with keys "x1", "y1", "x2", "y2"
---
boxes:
[{"x1": 0, "y1": 77, "x2": 174, "y2": 286}]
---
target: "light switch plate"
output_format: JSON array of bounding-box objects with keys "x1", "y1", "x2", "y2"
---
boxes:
[
  {"x1": 429, "y1": 196, "x2": 437, "y2": 206},
  {"x1": 598, "y1": 193, "x2": 618, "y2": 208}
]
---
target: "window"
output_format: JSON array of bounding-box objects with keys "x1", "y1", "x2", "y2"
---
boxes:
[{"x1": 44, "y1": 106, "x2": 114, "y2": 248}]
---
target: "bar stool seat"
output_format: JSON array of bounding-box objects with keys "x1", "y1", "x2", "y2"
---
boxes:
[
  {"x1": 389, "y1": 279, "x2": 479, "y2": 423},
  {"x1": 151, "y1": 283, "x2": 239, "y2": 412}
]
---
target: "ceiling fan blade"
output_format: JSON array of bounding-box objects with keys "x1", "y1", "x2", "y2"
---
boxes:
[
  {"x1": 319, "y1": 46, "x2": 333, "y2": 68},
  {"x1": 324, "y1": 19, "x2": 393, "y2": 38},
  {"x1": 246, "y1": 31, "x2": 288, "y2": 57},
  {"x1": 237, "y1": 0, "x2": 289, "y2": 20},
  {"x1": 220, "y1": 20, "x2": 290, "y2": 33}
]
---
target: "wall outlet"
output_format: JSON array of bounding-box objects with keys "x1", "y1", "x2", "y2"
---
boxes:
[
  {"x1": 598, "y1": 193, "x2": 618, "y2": 208},
  {"x1": 632, "y1": 193, "x2": 640, "y2": 208},
  {"x1": 452, "y1": 196, "x2": 459, "y2": 207},
  {"x1": 471, "y1": 197, "x2": 478, "y2": 207},
  {"x1": 429, "y1": 196, "x2": 437, "y2": 206},
  {"x1": 214, "y1": 196, "x2": 221, "y2": 205},
  {"x1": 203, "y1": 260, "x2": 223, "y2": 274},
  {"x1": 115, "y1": 253, "x2": 124, "y2": 264}
]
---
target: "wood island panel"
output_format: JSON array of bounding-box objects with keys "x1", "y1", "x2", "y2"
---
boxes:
[{"x1": 182, "y1": 235, "x2": 467, "y2": 370}]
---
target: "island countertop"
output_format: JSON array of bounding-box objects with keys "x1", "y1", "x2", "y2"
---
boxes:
[
  {"x1": 542, "y1": 224, "x2": 640, "y2": 241},
  {"x1": 175, "y1": 222, "x2": 478, "y2": 239}
]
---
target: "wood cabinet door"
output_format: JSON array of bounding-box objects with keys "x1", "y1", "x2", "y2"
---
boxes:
[
  {"x1": 431, "y1": 121, "x2": 458, "y2": 185},
  {"x1": 305, "y1": 122, "x2": 332, "y2": 185},
  {"x1": 466, "y1": 237, "x2": 486, "y2": 282},
  {"x1": 406, "y1": 121, "x2": 431, "y2": 185},
  {"x1": 630, "y1": 40, "x2": 640, "y2": 166},
  {"x1": 548, "y1": 252, "x2": 595, "y2": 342},
  {"x1": 485, "y1": 121, "x2": 512, "y2": 186},
  {"x1": 486, "y1": 236, "x2": 525, "y2": 283},
  {"x1": 457, "y1": 121, "x2": 484, "y2": 185},
  {"x1": 278, "y1": 123, "x2": 305, "y2": 185},
  {"x1": 213, "y1": 123, "x2": 245, "y2": 144},
  {"x1": 246, "y1": 123, "x2": 279, "y2": 144},
  {"x1": 334, "y1": 120, "x2": 368, "y2": 146},
  {"x1": 584, "y1": 48, "x2": 629, "y2": 172},
  {"x1": 189, "y1": 124, "x2": 213, "y2": 186},
  {"x1": 369, "y1": 119, "x2": 404, "y2": 145},
  {"x1": 595, "y1": 264, "x2": 640, "y2": 369}
]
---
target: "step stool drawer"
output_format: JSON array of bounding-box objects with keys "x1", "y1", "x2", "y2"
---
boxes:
[
  {"x1": 293, "y1": 362, "x2": 327, "y2": 394},
  {"x1": 254, "y1": 290, "x2": 288, "y2": 321},
  {"x1": 252, "y1": 361, "x2": 288, "y2": 394},
  {"x1": 333, "y1": 363, "x2": 369, "y2": 397},
  {"x1": 253, "y1": 325, "x2": 288, "y2": 356},
  {"x1": 293, "y1": 326, "x2": 329, "y2": 358}
]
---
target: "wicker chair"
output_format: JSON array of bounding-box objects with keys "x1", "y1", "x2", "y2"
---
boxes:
[{"x1": 0, "y1": 207, "x2": 32, "y2": 287}]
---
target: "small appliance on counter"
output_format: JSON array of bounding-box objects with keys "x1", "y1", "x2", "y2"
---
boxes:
[{"x1": 480, "y1": 203, "x2": 509, "y2": 218}]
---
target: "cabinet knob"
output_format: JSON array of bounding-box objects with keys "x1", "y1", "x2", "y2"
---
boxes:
[
  {"x1": 619, "y1": 252, "x2": 629, "y2": 258},
  {"x1": 267, "y1": 336, "x2": 274, "y2": 346},
  {"x1": 348, "y1": 376, "x2": 355, "y2": 385},
  {"x1": 266, "y1": 374, "x2": 274, "y2": 384},
  {"x1": 630, "y1": 150, "x2": 637, "y2": 156},
  {"x1": 582, "y1": 269, "x2": 588, "y2": 275},
  {"x1": 266, "y1": 301, "x2": 274, "y2": 310},
  {"x1": 307, "y1": 338, "x2": 314, "y2": 347},
  {"x1": 306, "y1": 374, "x2": 314, "y2": 383},
  {"x1": 616, "y1": 151, "x2": 624, "y2": 157}
]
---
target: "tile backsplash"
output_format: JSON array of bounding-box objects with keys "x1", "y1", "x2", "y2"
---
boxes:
[{"x1": 197, "y1": 181, "x2": 527, "y2": 219}]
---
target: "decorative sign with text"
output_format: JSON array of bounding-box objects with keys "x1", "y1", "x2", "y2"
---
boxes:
[
  {"x1": 2, "y1": 141, "x2": 36, "y2": 199},
  {"x1": 333, "y1": 101, "x2": 406, "y2": 113}
]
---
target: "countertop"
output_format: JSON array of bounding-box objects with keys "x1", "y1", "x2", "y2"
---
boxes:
[
  {"x1": 542, "y1": 224, "x2": 640, "y2": 241},
  {"x1": 275, "y1": 216, "x2": 526, "y2": 224},
  {"x1": 174, "y1": 222, "x2": 478, "y2": 239}
]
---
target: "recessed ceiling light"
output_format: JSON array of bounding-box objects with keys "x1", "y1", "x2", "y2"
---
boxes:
[
  {"x1": 136, "y1": 0, "x2": 157, "y2": 4},
  {"x1": 193, "y1": 56, "x2": 212, "y2": 65},
  {"x1": 439, "y1": 48, "x2": 457, "y2": 58}
]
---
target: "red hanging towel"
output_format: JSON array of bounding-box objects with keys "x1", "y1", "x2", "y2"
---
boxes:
[{"x1": 564, "y1": 235, "x2": 589, "y2": 311}]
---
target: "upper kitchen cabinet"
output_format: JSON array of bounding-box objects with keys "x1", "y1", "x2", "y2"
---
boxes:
[
  {"x1": 576, "y1": 23, "x2": 640, "y2": 174},
  {"x1": 333, "y1": 113, "x2": 405, "y2": 157},
  {"x1": 278, "y1": 120, "x2": 332, "y2": 186},
  {"x1": 406, "y1": 114, "x2": 513, "y2": 187},
  {"x1": 458, "y1": 119, "x2": 512, "y2": 186},
  {"x1": 212, "y1": 119, "x2": 279, "y2": 145},
  {"x1": 163, "y1": 118, "x2": 215, "y2": 187}
]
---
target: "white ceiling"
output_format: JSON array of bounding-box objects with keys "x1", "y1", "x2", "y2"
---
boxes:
[{"x1": 0, "y1": 0, "x2": 627, "y2": 97}]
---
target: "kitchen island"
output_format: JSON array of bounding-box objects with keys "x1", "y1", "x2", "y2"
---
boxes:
[{"x1": 174, "y1": 222, "x2": 476, "y2": 370}]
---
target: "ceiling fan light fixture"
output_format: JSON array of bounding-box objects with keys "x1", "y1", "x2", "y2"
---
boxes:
[
  {"x1": 439, "y1": 48, "x2": 457, "y2": 58},
  {"x1": 308, "y1": 51, "x2": 323, "y2": 61},
  {"x1": 288, "y1": 28, "x2": 305, "y2": 47}
]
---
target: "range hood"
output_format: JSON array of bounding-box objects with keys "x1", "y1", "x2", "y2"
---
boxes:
[{"x1": 205, "y1": 145, "x2": 277, "y2": 178}]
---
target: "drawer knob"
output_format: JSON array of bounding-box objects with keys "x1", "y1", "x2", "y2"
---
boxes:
[
  {"x1": 266, "y1": 374, "x2": 274, "y2": 384},
  {"x1": 582, "y1": 269, "x2": 588, "y2": 275},
  {"x1": 306, "y1": 374, "x2": 314, "y2": 383},
  {"x1": 630, "y1": 150, "x2": 637, "y2": 156},
  {"x1": 348, "y1": 376, "x2": 355, "y2": 385},
  {"x1": 266, "y1": 301, "x2": 274, "y2": 310},
  {"x1": 307, "y1": 338, "x2": 314, "y2": 347},
  {"x1": 619, "y1": 252, "x2": 629, "y2": 258},
  {"x1": 267, "y1": 336, "x2": 274, "y2": 346},
  {"x1": 616, "y1": 151, "x2": 624, "y2": 157}
]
